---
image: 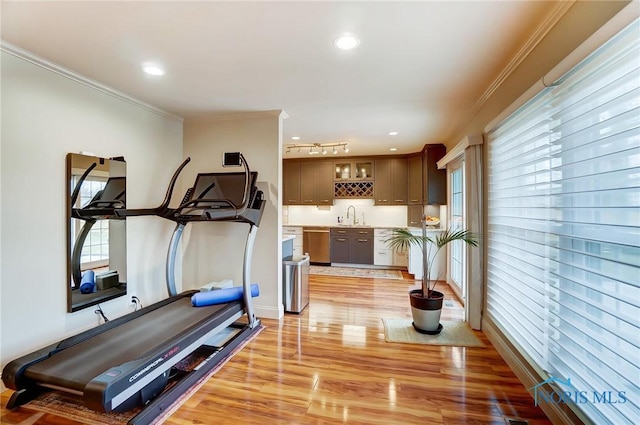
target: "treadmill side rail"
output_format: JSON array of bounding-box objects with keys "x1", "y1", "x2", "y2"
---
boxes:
[
  {"x1": 84, "y1": 303, "x2": 243, "y2": 412},
  {"x1": 2, "y1": 341, "x2": 61, "y2": 396},
  {"x1": 1, "y1": 291, "x2": 195, "y2": 410}
]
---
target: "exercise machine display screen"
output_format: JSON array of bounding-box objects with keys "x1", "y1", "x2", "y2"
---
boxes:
[{"x1": 190, "y1": 172, "x2": 257, "y2": 208}]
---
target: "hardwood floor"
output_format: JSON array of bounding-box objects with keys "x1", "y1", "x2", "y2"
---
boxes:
[{"x1": 1, "y1": 272, "x2": 552, "y2": 425}]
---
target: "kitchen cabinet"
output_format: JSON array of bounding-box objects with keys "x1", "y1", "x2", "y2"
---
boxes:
[
  {"x1": 374, "y1": 158, "x2": 408, "y2": 205},
  {"x1": 284, "y1": 159, "x2": 333, "y2": 205},
  {"x1": 407, "y1": 154, "x2": 422, "y2": 204},
  {"x1": 315, "y1": 161, "x2": 334, "y2": 204},
  {"x1": 407, "y1": 205, "x2": 423, "y2": 227},
  {"x1": 408, "y1": 229, "x2": 446, "y2": 280},
  {"x1": 300, "y1": 161, "x2": 333, "y2": 205},
  {"x1": 393, "y1": 248, "x2": 408, "y2": 267},
  {"x1": 422, "y1": 144, "x2": 447, "y2": 205},
  {"x1": 334, "y1": 159, "x2": 374, "y2": 181},
  {"x1": 330, "y1": 227, "x2": 373, "y2": 264},
  {"x1": 374, "y1": 228, "x2": 407, "y2": 267},
  {"x1": 283, "y1": 161, "x2": 301, "y2": 205},
  {"x1": 283, "y1": 226, "x2": 304, "y2": 257},
  {"x1": 330, "y1": 234, "x2": 351, "y2": 263}
]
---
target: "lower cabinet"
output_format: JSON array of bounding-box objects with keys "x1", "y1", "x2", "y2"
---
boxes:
[
  {"x1": 330, "y1": 228, "x2": 373, "y2": 264},
  {"x1": 283, "y1": 226, "x2": 303, "y2": 257},
  {"x1": 330, "y1": 234, "x2": 351, "y2": 263},
  {"x1": 374, "y1": 228, "x2": 408, "y2": 267},
  {"x1": 407, "y1": 229, "x2": 446, "y2": 280}
]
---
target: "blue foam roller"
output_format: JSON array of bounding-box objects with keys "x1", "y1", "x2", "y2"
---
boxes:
[
  {"x1": 80, "y1": 270, "x2": 96, "y2": 294},
  {"x1": 191, "y1": 284, "x2": 260, "y2": 307}
]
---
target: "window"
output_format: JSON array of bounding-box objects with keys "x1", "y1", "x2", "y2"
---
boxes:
[
  {"x1": 486, "y1": 19, "x2": 639, "y2": 424},
  {"x1": 449, "y1": 160, "x2": 465, "y2": 298},
  {"x1": 72, "y1": 176, "x2": 110, "y2": 269}
]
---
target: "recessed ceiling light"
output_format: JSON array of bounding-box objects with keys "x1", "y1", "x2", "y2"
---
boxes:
[
  {"x1": 292, "y1": 136, "x2": 300, "y2": 140},
  {"x1": 389, "y1": 148, "x2": 398, "y2": 152},
  {"x1": 334, "y1": 33, "x2": 360, "y2": 50},
  {"x1": 142, "y1": 63, "x2": 165, "y2": 76},
  {"x1": 388, "y1": 131, "x2": 399, "y2": 136}
]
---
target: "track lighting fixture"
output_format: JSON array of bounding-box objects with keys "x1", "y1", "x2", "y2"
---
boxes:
[{"x1": 284, "y1": 142, "x2": 349, "y2": 155}]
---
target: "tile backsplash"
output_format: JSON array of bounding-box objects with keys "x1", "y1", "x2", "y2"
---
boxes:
[{"x1": 284, "y1": 199, "x2": 446, "y2": 228}]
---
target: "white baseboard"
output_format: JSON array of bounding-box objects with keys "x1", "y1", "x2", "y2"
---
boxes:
[
  {"x1": 254, "y1": 303, "x2": 283, "y2": 320},
  {"x1": 483, "y1": 316, "x2": 590, "y2": 425}
]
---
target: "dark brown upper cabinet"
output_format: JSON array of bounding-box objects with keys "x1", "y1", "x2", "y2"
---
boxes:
[
  {"x1": 284, "y1": 159, "x2": 333, "y2": 205},
  {"x1": 422, "y1": 144, "x2": 447, "y2": 205},
  {"x1": 374, "y1": 157, "x2": 408, "y2": 205},
  {"x1": 304, "y1": 160, "x2": 333, "y2": 205},
  {"x1": 407, "y1": 154, "x2": 423, "y2": 205},
  {"x1": 283, "y1": 160, "x2": 301, "y2": 205}
]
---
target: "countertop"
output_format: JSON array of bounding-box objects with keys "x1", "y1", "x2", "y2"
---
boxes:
[
  {"x1": 407, "y1": 226, "x2": 445, "y2": 233},
  {"x1": 284, "y1": 224, "x2": 399, "y2": 229},
  {"x1": 284, "y1": 224, "x2": 444, "y2": 231}
]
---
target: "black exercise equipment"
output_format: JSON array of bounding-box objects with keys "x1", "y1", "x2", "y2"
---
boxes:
[{"x1": 2, "y1": 152, "x2": 265, "y2": 424}]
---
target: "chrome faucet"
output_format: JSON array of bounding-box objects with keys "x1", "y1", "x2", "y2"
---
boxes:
[{"x1": 346, "y1": 205, "x2": 357, "y2": 225}]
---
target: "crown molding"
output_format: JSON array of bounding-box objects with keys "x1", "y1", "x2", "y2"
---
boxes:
[
  {"x1": 485, "y1": 1, "x2": 639, "y2": 134},
  {"x1": 0, "y1": 40, "x2": 183, "y2": 123},
  {"x1": 470, "y1": 0, "x2": 575, "y2": 116},
  {"x1": 185, "y1": 110, "x2": 287, "y2": 124},
  {"x1": 437, "y1": 134, "x2": 483, "y2": 169}
]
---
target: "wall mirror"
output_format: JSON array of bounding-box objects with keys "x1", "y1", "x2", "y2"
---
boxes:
[{"x1": 66, "y1": 153, "x2": 127, "y2": 312}]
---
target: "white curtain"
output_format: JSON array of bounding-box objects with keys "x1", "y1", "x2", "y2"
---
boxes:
[{"x1": 464, "y1": 144, "x2": 483, "y2": 330}]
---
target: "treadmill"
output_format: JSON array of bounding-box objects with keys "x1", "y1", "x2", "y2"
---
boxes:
[{"x1": 2, "y1": 152, "x2": 265, "y2": 424}]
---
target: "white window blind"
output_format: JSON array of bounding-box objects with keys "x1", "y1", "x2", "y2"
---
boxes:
[{"x1": 487, "y1": 19, "x2": 639, "y2": 425}]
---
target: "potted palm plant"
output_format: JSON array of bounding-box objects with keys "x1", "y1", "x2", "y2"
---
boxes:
[{"x1": 385, "y1": 217, "x2": 478, "y2": 334}]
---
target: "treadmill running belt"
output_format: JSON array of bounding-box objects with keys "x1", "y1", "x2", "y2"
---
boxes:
[{"x1": 25, "y1": 297, "x2": 241, "y2": 392}]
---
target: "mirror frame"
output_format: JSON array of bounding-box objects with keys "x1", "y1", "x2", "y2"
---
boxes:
[{"x1": 66, "y1": 153, "x2": 128, "y2": 312}]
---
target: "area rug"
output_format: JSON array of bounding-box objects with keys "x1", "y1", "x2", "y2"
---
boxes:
[
  {"x1": 382, "y1": 319, "x2": 485, "y2": 347},
  {"x1": 310, "y1": 265, "x2": 403, "y2": 280},
  {"x1": 22, "y1": 325, "x2": 264, "y2": 425}
]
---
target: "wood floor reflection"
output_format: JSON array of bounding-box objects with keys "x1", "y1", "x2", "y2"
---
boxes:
[
  {"x1": 168, "y1": 273, "x2": 551, "y2": 425},
  {"x1": 1, "y1": 273, "x2": 552, "y2": 425}
]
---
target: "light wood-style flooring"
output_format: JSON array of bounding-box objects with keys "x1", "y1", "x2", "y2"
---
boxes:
[{"x1": 1, "y1": 272, "x2": 552, "y2": 425}]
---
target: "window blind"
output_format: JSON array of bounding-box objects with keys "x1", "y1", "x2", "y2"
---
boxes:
[{"x1": 486, "y1": 19, "x2": 639, "y2": 425}]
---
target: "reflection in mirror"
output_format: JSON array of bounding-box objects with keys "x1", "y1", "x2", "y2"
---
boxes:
[{"x1": 66, "y1": 153, "x2": 127, "y2": 312}]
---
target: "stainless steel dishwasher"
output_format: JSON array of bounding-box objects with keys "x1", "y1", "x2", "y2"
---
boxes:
[{"x1": 303, "y1": 227, "x2": 330, "y2": 264}]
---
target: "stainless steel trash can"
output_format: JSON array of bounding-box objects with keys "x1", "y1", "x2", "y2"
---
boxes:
[{"x1": 283, "y1": 255, "x2": 310, "y2": 313}]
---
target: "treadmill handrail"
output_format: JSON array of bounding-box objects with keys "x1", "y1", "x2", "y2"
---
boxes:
[
  {"x1": 159, "y1": 157, "x2": 191, "y2": 211},
  {"x1": 178, "y1": 197, "x2": 236, "y2": 210},
  {"x1": 70, "y1": 162, "x2": 97, "y2": 206},
  {"x1": 82, "y1": 198, "x2": 126, "y2": 210},
  {"x1": 114, "y1": 157, "x2": 191, "y2": 218}
]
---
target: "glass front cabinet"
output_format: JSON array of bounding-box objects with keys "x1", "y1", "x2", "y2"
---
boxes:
[{"x1": 334, "y1": 159, "x2": 373, "y2": 181}]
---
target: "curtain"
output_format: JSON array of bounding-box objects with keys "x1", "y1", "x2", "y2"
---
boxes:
[{"x1": 465, "y1": 144, "x2": 483, "y2": 330}]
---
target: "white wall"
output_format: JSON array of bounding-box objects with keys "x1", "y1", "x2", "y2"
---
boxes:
[
  {"x1": 182, "y1": 112, "x2": 284, "y2": 320},
  {"x1": 0, "y1": 51, "x2": 184, "y2": 382}
]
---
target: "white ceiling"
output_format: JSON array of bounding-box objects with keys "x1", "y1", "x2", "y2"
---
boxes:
[{"x1": 1, "y1": 1, "x2": 558, "y2": 157}]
